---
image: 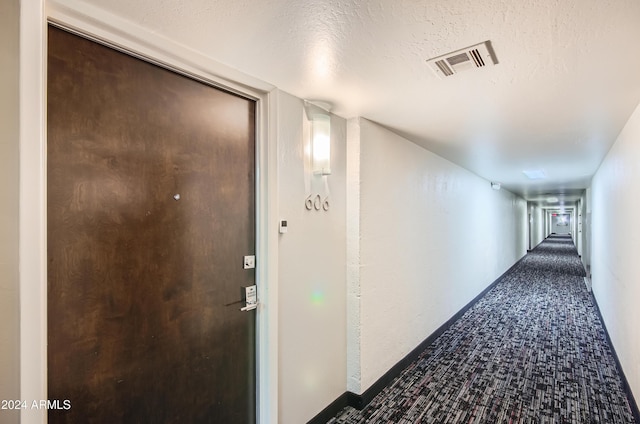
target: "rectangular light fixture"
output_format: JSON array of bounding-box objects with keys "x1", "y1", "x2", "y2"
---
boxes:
[
  {"x1": 304, "y1": 101, "x2": 332, "y2": 176},
  {"x1": 522, "y1": 169, "x2": 547, "y2": 180}
]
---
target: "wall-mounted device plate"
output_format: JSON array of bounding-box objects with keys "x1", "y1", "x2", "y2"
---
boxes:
[
  {"x1": 243, "y1": 255, "x2": 255, "y2": 269},
  {"x1": 279, "y1": 220, "x2": 288, "y2": 234}
]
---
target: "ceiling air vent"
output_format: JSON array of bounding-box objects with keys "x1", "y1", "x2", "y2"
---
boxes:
[{"x1": 426, "y1": 41, "x2": 496, "y2": 79}]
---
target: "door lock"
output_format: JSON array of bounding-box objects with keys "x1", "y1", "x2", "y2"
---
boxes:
[{"x1": 240, "y1": 285, "x2": 258, "y2": 311}]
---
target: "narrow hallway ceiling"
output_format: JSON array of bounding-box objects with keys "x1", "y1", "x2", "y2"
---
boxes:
[{"x1": 54, "y1": 0, "x2": 640, "y2": 206}]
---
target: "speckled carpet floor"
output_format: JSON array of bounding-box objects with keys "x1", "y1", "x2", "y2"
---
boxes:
[{"x1": 329, "y1": 235, "x2": 636, "y2": 424}]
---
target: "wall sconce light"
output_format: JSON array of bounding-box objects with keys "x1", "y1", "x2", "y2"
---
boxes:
[
  {"x1": 491, "y1": 182, "x2": 501, "y2": 190},
  {"x1": 304, "y1": 100, "x2": 332, "y2": 176}
]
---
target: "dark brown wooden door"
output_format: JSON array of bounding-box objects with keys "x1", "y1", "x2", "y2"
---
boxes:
[{"x1": 47, "y1": 26, "x2": 256, "y2": 423}]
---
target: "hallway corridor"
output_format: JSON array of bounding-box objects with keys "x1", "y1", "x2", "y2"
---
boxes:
[{"x1": 329, "y1": 235, "x2": 636, "y2": 423}]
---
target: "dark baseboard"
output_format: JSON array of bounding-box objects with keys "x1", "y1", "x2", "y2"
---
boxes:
[
  {"x1": 351, "y1": 273, "x2": 506, "y2": 409},
  {"x1": 307, "y1": 254, "x2": 529, "y2": 423},
  {"x1": 589, "y1": 292, "x2": 640, "y2": 423},
  {"x1": 306, "y1": 392, "x2": 357, "y2": 424}
]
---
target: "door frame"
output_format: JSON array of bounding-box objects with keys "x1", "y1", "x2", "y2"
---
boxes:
[{"x1": 20, "y1": 1, "x2": 279, "y2": 423}]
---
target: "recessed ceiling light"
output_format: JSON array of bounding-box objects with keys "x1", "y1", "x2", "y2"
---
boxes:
[
  {"x1": 522, "y1": 169, "x2": 547, "y2": 180},
  {"x1": 547, "y1": 197, "x2": 558, "y2": 203}
]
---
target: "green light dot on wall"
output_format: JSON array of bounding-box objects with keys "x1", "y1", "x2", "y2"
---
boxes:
[{"x1": 311, "y1": 290, "x2": 325, "y2": 306}]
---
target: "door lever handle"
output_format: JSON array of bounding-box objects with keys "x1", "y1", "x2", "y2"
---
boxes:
[{"x1": 240, "y1": 303, "x2": 258, "y2": 312}]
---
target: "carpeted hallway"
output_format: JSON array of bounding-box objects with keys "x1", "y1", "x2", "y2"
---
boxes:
[{"x1": 329, "y1": 235, "x2": 637, "y2": 423}]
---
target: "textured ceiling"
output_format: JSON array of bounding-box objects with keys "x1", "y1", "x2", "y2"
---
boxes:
[{"x1": 56, "y1": 0, "x2": 640, "y2": 207}]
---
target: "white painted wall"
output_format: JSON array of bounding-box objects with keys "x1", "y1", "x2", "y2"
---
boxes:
[
  {"x1": 576, "y1": 200, "x2": 583, "y2": 256},
  {"x1": 528, "y1": 203, "x2": 545, "y2": 250},
  {"x1": 580, "y1": 191, "x2": 591, "y2": 275},
  {"x1": 571, "y1": 207, "x2": 582, "y2": 243},
  {"x1": 347, "y1": 118, "x2": 527, "y2": 393},
  {"x1": 0, "y1": 1, "x2": 20, "y2": 422},
  {"x1": 545, "y1": 211, "x2": 550, "y2": 237},
  {"x1": 591, "y1": 100, "x2": 640, "y2": 404},
  {"x1": 276, "y1": 90, "x2": 347, "y2": 423}
]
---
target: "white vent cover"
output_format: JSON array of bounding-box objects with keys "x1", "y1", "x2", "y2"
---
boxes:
[{"x1": 426, "y1": 41, "x2": 496, "y2": 78}]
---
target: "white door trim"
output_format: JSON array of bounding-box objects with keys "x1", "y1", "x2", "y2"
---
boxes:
[{"x1": 21, "y1": 1, "x2": 279, "y2": 422}]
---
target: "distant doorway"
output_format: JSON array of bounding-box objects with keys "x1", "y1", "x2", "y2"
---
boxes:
[{"x1": 552, "y1": 213, "x2": 571, "y2": 235}]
